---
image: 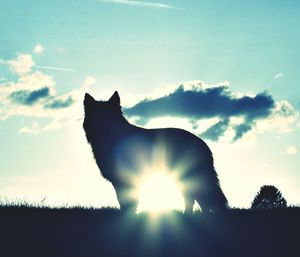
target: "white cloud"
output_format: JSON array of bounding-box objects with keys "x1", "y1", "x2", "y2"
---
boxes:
[
  {"x1": 17, "y1": 71, "x2": 55, "y2": 93},
  {"x1": 33, "y1": 43, "x2": 45, "y2": 54},
  {"x1": 7, "y1": 54, "x2": 35, "y2": 75},
  {"x1": 274, "y1": 72, "x2": 284, "y2": 79},
  {"x1": 19, "y1": 122, "x2": 40, "y2": 134},
  {"x1": 0, "y1": 50, "x2": 88, "y2": 130},
  {"x1": 97, "y1": 0, "x2": 176, "y2": 9},
  {"x1": 134, "y1": 80, "x2": 230, "y2": 103},
  {"x1": 82, "y1": 76, "x2": 97, "y2": 87},
  {"x1": 19, "y1": 126, "x2": 39, "y2": 134},
  {"x1": 255, "y1": 100, "x2": 298, "y2": 134},
  {"x1": 286, "y1": 145, "x2": 297, "y2": 155}
]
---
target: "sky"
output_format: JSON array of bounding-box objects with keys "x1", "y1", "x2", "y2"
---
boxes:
[{"x1": 0, "y1": 0, "x2": 299, "y2": 209}]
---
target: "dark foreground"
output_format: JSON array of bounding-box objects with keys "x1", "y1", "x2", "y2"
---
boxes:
[{"x1": 0, "y1": 206, "x2": 300, "y2": 257}]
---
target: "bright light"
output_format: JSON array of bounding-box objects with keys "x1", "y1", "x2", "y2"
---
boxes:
[
  {"x1": 137, "y1": 173, "x2": 184, "y2": 214},
  {"x1": 117, "y1": 142, "x2": 195, "y2": 214}
]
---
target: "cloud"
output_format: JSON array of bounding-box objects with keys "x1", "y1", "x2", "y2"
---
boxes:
[
  {"x1": 200, "y1": 118, "x2": 230, "y2": 141},
  {"x1": 18, "y1": 122, "x2": 40, "y2": 134},
  {"x1": 7, "y1": 54, "x2": 35, "y2": 75},
  {"x1": 0, "y1": 45, "x2": 107, "y2": 134},
  {"x1": 274, "y1": 73, "x2": 284, "y2": 79},
  {"x1": 82, "y1": 76, "x2": 96, "y2": 87},
  {"x1": 33, "y1": 43, "x2": 45, "y2": 54},
  {"x1": 0, "y1": 71, "x2": 55, "y2": 100},
  {"x1": 125, "y1": 84, "x2": 275, "y2": 141},
  {"x1": 10, "y1": 87, "x2": 50, "y2": 106},
  {"x1": 44, "y1": 96, "x2": 74, "y2": 109},
  {"x1": 35, "y1": 65, "x2": 76, "y2": 72},
  {"x1": 1, "y1": 47, "x2": 298, "y2": 139},
  {"x1": 255, "y1": 100, "x2": 298, "y2": 134},
  {"x1": 286, "y1": 145, "x2": 297, "y2": 155},
  {"x1": 0, "y1": 50, "x2": 84, "y2": 132},
  {"x1": 97, "y1": 0, "x2": 176, "y2": 9},
  {"x1": 0, "y1": 71, "x2": 56, "y2": 119},
  {"x1": 232, "y1": 123, "x2": 252, "y2": 142},
  {"x1": 124, "y1": 82, "x2": 298, "y2": 142},
  {"x1": 125, "y1": 85, "x2": 275, "y2": 120}
]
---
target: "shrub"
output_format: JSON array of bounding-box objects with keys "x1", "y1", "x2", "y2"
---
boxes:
[{"x1": 251, "y1": 185, "x2": 287, "y2": 209}]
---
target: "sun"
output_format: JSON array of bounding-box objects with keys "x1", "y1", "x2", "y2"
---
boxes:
[
  {"x1": 118, "y1": 142, "x2": 194, "y2": 214},
  {"x1": 136, "y1": 172, "x2": 185, "y2": 214}
]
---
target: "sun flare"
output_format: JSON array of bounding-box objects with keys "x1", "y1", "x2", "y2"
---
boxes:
[
  {"x1": 117, "y1": 142, "x2": 198, "y2": 214},
  {"x1": 137, "y1": 173, "x2": 185, "y2": 214}
]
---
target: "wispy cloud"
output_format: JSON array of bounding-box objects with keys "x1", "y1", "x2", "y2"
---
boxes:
[
  {"x1": 2, "y1": 54, "x2": 99, "y2": 75},
  {"x1": 96, "y1": 0, "x2": 177, "y2": 9},
  {"x1": 1, "y1": 55, "x2": 75, "y2": 73},
  {"x1": 33, "y1": 43, "x2": 45, "y2": 54},
  {"x1": 35, "y1": 66, "x2": 102, "y2": 77},
  {"x1": 35, "y1": 65, "x2": 77, "y2": 72},
  {"x1": 274, "y1": 72, "x2": 284, "y2": 79}
]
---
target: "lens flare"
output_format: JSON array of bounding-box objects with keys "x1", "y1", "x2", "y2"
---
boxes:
[
  {"x1": 137, "y1": 173, "x2": 184, "y2": 214},
  {"x1": 116, "y1": 141, "x2": 200, "y2": 214}
]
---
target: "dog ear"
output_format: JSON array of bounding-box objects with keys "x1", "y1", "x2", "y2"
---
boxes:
[
  {"x1": 84, "y1": 93, "x2": 95, "y2": 107},
  {"x1": 108, "y1": 91, "x2": 120, "y2": 106},
  {"x1": 85, "y1": 92, "x2": 95, "y2": 101}
]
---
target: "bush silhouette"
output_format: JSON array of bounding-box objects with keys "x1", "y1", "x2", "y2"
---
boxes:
[{"x1": 251, "y1": 185, "x2": 287, "y2": 209}]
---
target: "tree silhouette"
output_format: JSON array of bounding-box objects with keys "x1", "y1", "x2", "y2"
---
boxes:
[{"x1": 251, "y1": 185, "x2": 287, "y2": 209}]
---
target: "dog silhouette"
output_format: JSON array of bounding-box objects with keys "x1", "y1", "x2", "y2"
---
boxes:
[{"x1": 83, "y1": 91, "x2": 228, "y2": 213}]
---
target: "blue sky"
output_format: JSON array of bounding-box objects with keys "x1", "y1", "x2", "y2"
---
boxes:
[{"x1": 0, "y1": 0, "x2": 299, "y2": 208}]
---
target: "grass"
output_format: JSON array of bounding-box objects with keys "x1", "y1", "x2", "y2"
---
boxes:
[{"x1": 0, "y1": 204, "x2": 300, "y2": 257}]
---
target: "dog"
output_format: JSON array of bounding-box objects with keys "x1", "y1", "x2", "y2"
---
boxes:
[{"x1": 83, "y1": 91, "x2": 228, "y2": 213}]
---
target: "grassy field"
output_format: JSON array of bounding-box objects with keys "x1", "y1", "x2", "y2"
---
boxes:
[{"x1": 0, "y1": 205, "x2": 299, "y2": 257}]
